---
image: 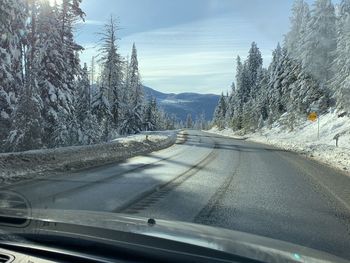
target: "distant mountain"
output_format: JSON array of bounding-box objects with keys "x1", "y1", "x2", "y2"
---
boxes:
[{"x1": 143, "y1": 86, "x2": 220, "y2": 121}]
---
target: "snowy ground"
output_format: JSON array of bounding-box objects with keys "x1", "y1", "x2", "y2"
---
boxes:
[
  {"x1": 207, "y1": 110, "x2": 350, "y2": 174},
  {"x1": 0, "y1": 131, "x2": 178, "y2": 181}
]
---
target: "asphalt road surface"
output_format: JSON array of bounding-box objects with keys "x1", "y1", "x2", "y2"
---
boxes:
[{"x1": 4, "y1": 130, "x2": 350, "y2": 260}]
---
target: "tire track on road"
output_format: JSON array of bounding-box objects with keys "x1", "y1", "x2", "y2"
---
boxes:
[
  {"x1": 194, "y1": 149, "x2": 242, "y2": 224},
  {"x1": 5, "y1": 133, "x2": 191, "y2": 204},
  {"x1": 115, "y1": 142, "x2": 219, "y2": 214},
  {"x1": 2, "y1": 132, "x2": 190, "y2": 188}
]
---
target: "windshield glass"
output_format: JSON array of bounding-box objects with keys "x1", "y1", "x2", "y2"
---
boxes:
[{"x1": 1, "y1": 0, "x2": 350, "y2": 261}]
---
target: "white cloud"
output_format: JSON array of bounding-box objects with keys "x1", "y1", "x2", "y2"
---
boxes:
[{"x1": 80, "y1": 13, "x2": 278, "y2": 94}]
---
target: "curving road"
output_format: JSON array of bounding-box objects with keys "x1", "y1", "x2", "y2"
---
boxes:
[{"x1": 4, "y1": 130, "x2": 350, "y2": 260}]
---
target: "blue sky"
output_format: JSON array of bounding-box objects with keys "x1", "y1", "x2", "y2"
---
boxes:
[{"x1": 76, "y1": 0, "x2": 302, "y2": 94}]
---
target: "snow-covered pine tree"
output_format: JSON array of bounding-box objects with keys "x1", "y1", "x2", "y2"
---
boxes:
[
  {"x1": 186, "y1": 114, "x2": 193, "y2": 129},
  {"x1": 268, "y1": 43, "x2": 283, "y2": 82},
  {"x1": 59, "y1": 0, "x2": 85, "y2": 92},
  {"x1": 76, "y1": 63, "x2": 90, "y2": 125},
  {"x1": 265, "y1": 46, "x2": 328, "y2": 128},
  {"x1": 246, "y1": 42, "x2": 263, "y2": 100},
  {"x1": 257, "y1": 114, "x2": 264, "y2": 130},
  {"x1": 6, "y1": 82, "x2": 43, "y2": 152},
  {"x1": 118, "y1": 56, "x2": 131, "y2": 135},
  {"x1": 143, "y1": 97, "x2": 157, "y2": 131},
  {"x1": 75, "y1": 63, "x2": 102, "y2": 144},
  {"x1": 35, "y1": 0, "x2": 74, "y2": 147},
  {"x1": 164, "y1": 114, "x2": 176, "y2": 130},
  {"x1": 5, "y1": 0, "x2": 43, "y2": 152},
  {"x1": 284, "y1": 0, "x2": 310, "y2": 60},
  {"x1": 235, "y1": 56, "x2": 243, "y2": 94},
  {"x1": 301, "y1": 0, "x2": 336, "y2": 83},
  {"x1": 60, "y1": 0, "x2": 85, "y2": 47},
  {"x1": 225, "y1": 82, "x2": 235, "y2": 127},
  {"x1": 155, "y1": 110, "x2": 172, "y2": 131},
  {"x1": 245, "y1": 68, "x2": 266, "y2": 131},
  {"x1": 213, "y1": 93, "x2": 227, "y2": 129},
  {"x1": 330, "y1": 0, "x2": 350, "y2": 113},
  {"x1": 98, "y1": 15, "x2": 124, "y2": 130},
  {"x1": 126, "y1": 43, "x2": 144, "y2": 134},
  {"x1": 81, "y1": 113, "x2": 103, "y2": 144},
  {"x1": 241, "y1": 98, "x2": 258, "y2": 131},
  {"x1": 48, "y1": 0, "x2": 85, "y2": 147},
  {"x1": 92, "y1": 85, "x2": 112, "y2": 141},
  {"x1": 197, "y1": 112, "x2": 208, "y2": 130},
  {"x1": 119, "y1": 55, "x2": 130, "y2": 123},
  {"x1": 231, "y1": 56, "x2": 244, "y2": 130},
  {"x1": 268, "y1": 47, "x2": 288, "y2": 120},
  {"x1": 295, "y1": 65, "x2": 329, "y2": 114},
  {"x1": 0, "y1": 0, "x2": 26, "y2": 148},
  {"x1": 77, "y1": 71, "x2": 102, "y2": 144},
  {"x1": 254, "y1": 68, "x2": 269, "y2": 124},
  {"x1": 233, "y1": 42, "x2": 263, "y2": 131}
]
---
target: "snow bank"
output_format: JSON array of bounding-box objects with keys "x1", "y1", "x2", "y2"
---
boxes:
[
  {"x1": 207, "y1": 111, "x2": 350, "y2": 173},
  {"x1": 0, "y1": 131, "x2": 177, "y2": 181}
]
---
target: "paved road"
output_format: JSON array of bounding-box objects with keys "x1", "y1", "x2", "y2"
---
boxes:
[{"x1": 3, "y1": 130, "x2": 350, "y2": 260}]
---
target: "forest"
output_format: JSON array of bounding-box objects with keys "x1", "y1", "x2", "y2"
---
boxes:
[
  {"x1": 0, "y1": 0, "x2": 176, "y2": 152},
  {"x1": 213, "y1": 0, "x2": 350, "y2": 133}
]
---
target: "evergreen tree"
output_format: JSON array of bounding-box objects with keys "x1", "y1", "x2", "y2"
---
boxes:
[
  {"x1": 92, "y1": 85, "x2": 112, "y2": 141},
  {"x1": 126, "y1": 43, "x2": 144, "y2": 133},
  {"x1": 5, "y1": 0, "x2": 43, "y2": 151},
  {"x1": 330, "y1": 0, "x2": 350, "y2": 112},
  {"x1": 231, "y1": 56, "x2": 244, "y2": 130},
  {"x1": 232, "y1": 42, "x2": 263, "y2": 131},
  {"x1": 225, "y1": 82, "x2": 235, "y2": 127},
  {"x1": 55, "y1": 0, "x2": 85, "y2": 146},
  {"x1": 186, "y1": 114, "x2": 193, "y2": 129},
  {"x1": 36, "y1": 1, "x2": 73, "y2": 147},
  {"x1": 76, "y1": 63, "x2": 91, "y2": 124},
  {"x1": 213, "y1": 94, "x2": 227, "y2": 129},
  {"x1": 98, "y1": 15, "x2": 123, "y2": 129},
  {"x1": 0, "y1": 0, "x2": 26, "y2": 147},
  {"x1": 143, "y1": 97, "x2": 157, "y2": 131},
  {"x1": 285, "y1": 0, "x2": 310, "y2": 60},
  {"x1": 256, "y1": 68, "x2": 269, "y2": 121},
  {"x1": 75, "y1": 63, "x2": 102, "y2": 144},
  {"x1": 6, "y1": 84, "x2": 43, "y2": 152},
  {"x1": 301, "y1": 0, "x2": 336, "y2": 83},
  {"x1": 60, "y1": 0, "x2": 85, "y2": 93},
  {"x1": 246, "y1": 42, "x2": 263, "y2": 99},
  {"x1": 212, "y1": 39, "x2": 329, "y2": 132},
  {"x1": 81, "y1": 113, "x2": 102, "y2": 144}
]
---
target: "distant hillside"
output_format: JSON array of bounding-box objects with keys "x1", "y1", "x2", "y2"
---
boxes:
[{"x1": 143, "y1": 86, "x2": 220, "y2": 121}]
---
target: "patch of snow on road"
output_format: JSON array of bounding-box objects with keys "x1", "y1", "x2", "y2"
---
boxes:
[{"x1": 207, "y1": 110, "x2": 350, "y2": 174}]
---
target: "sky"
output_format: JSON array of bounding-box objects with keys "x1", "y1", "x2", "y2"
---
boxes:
[{"x1": 75, "y1": 0, "x2": 302, "y2": 95}]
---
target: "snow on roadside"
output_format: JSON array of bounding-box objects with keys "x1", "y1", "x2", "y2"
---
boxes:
[
  {"x1": 112, "y1": 130, "x2": 179, "y2": 144},
  {"x1": 207, "y1": 111, "x2": 350, "y2": 174},
  {"x1": 0, "y1": 131, "x2": 177, "y2": 183}
]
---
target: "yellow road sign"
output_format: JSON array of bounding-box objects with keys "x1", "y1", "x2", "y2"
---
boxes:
[{"x1": 308, "y1": 112, "x2": 317, "y2": 122}]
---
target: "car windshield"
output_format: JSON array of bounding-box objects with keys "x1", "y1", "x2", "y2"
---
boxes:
[{"x1": 1, "y1": 0, "x2": 350, "y2": 261}]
